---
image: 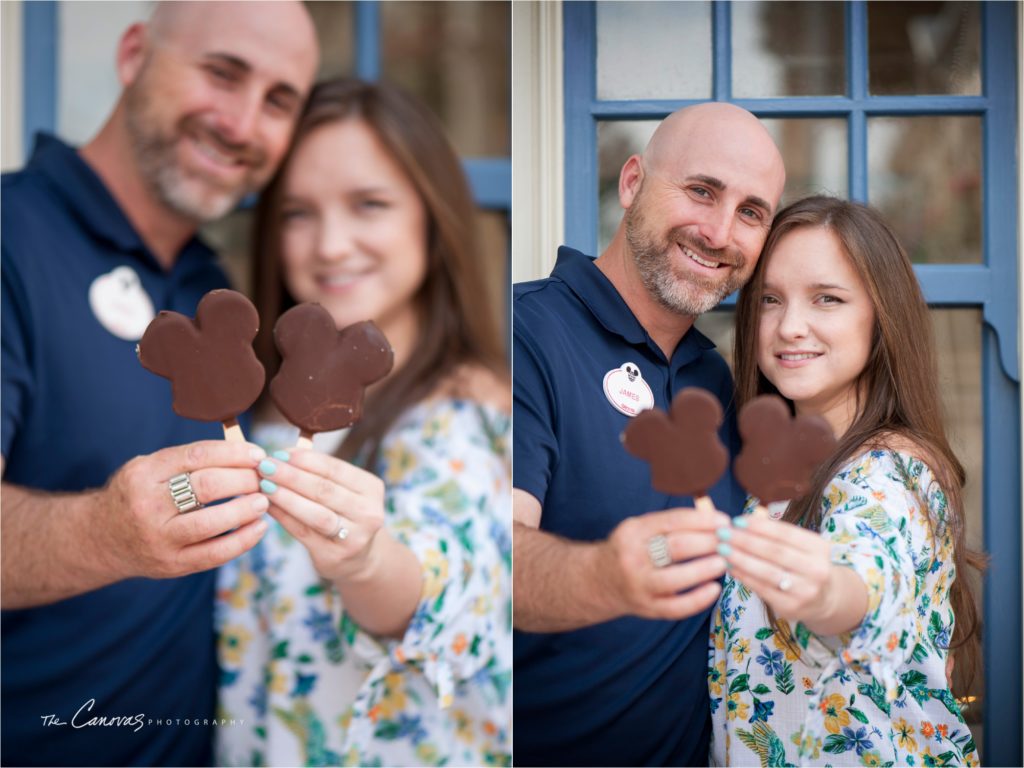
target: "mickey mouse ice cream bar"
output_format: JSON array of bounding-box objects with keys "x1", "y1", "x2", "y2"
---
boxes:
[
  {"x1": 136, "y1": 289, "x2": 265, "y2": 441},
  {"x1": 270, "y1": 303, "x2": 394, "y2": 443}
]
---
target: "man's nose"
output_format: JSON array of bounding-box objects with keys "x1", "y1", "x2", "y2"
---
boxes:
[
  {"x1": 212, "y1": 90, "x2": 263, "y2": 147},
  {"x1": 695, "y1": 207, "x2": 733, "y2": 250}
]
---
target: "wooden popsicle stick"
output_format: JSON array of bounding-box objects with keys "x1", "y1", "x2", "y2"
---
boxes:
[
  {"x1": 295, "y1": 431, "x2": 314, "y2": 450},
  {"x1": 222, "y1": 419, "x2": 245, "y2": 443},
  {"x1": 694, "y1": 495, "x2": 717, "y2": 514},
  {"x1": 752, "y1": 504, "x2": 770, "y2": 518}
]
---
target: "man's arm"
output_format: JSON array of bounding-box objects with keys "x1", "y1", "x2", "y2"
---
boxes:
[
  {"x1": 1, "y1": 442, "x2": 269, "y2": 609},
  {"x1": 512, "y1": 489, "x2": 732, "y2": 632}
]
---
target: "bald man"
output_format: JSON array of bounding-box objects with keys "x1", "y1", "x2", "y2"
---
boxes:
[
  {"x1": 513, "y1": 104, "x2": 786, "y2": 765},
  {"x1": 0, "y1": 3, "x2": 318, "y2": 764}
]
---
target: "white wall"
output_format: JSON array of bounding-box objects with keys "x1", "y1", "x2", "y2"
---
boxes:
[{"x1": 2, "y1": 1, "x2": 24, "y2": 171}]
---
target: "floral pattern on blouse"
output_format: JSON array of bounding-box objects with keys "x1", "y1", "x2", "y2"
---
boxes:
[
  {"x1": 709, "y1": 450, "x2": 979, "y2": 767},
  {"x1": 215, "y1": 398, "x2": 512, "y2": 767}
]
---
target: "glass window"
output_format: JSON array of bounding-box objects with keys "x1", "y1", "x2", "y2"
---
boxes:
[
  {"x1": 597, "y1": 121, "x2": 657, "y2": 252},
  {"x1": 868, "y1": 116, "x2": 981, "y2": 263},
  {"x1": 868, "y1": 1, "x2": 980, "y2": 96},
  {"x1": 305, "y1": 1, "x2": 355, "y2": 78},
  {"x1": 732, "y1": 1, "x2": 845, "y2": 98},
  {"x1": 761, "y1": 118, "x2": 848, "y2": 206},
  {"x1": 381, "y1": 1, "x2": 509, "y2": 157},
  {"x1": 596, "y1": 1, "x2": 711, "y2": 101}
]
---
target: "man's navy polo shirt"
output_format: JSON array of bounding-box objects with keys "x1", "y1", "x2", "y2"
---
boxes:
[
  {"x1": 1, "y1": 135, "x2": 234, "y2": 766},
  {"x1": 513, "y1": 246, "x2": 745, "y2": 767}
]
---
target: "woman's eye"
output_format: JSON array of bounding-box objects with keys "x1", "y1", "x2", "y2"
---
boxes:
[
  {"x1": 818, "y1": 294, "x2": 842, "y2": 305},
  {"x1": 760, "y1": 295, "x2": 780, "y2": 306}
]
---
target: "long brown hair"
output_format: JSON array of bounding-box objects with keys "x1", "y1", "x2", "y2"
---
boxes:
[
  {"x1": 734, "y1": 195, "x2": 985, "y2": 695},
  {"x1": 252, "y1": 78, "x2": 507, "y2": 466}
]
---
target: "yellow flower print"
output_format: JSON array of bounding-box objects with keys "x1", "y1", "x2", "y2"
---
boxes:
[
  {"x1": 453, "y1": 708, "x2": 474, "y2": 744},
  {"x1": 267, "y1": 663, "x2": 288, "y2": 694},
  {"x1": 773, "y1": 622, "x2": 801, "y2": 661},
  {"x1": 272, "y1": 596, "x2": 294, "y2": 625},
  {"x1": 791, "y1": 728, "x2": 822, "y2": 760},
  {"x1": 416, "y1": 743, "x2": 441, "y2": 764},
  {"x1": 219, "y1": 624, "x2": 252, "y2": 665},
  {"x1": 712, "y1": 624, "x2": 725, "y2": 650},
  {"x1": 894, "y1": 717, "x2": 917, "y2": 752},
  {"x1": 376, "y1": 673, "x2": 408, "y2": 719},
  {"x1": 709, "y1": 661, "x2": 726, "y2": 696},
  {"x1": 819, "y1": 693, "x2": 851, "y2": 734},
  {"x1": 826, "y1": 485, "x2": 846, "y2": 511},
  {"x1": 732, "y1": 638, "x2": 750, "y2": 664},
  {"x1": 421, "y1": 548, "x2": 450, "y2": 599},
  {"x1": 726, "y1": 693, "x2": 749, "y2": 722},
  {"x1": 864, "y1": 568, "x2": 884, "y2": 612},
  {"x1": 225, "y1": 571, "x2": 257, "y2": 608},
  {"x1": 861, "y1": 751, "x2": 883, "y2": 766},
  {"x1": 384, "y1": 442, "x2": 419, "y2": 484}
]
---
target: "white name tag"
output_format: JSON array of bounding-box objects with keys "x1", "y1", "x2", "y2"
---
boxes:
[
  {"x1": 603, "y1": 361, "x2": 655, "y2": 417},
  {"x1": 88, "y1": 266, "x2": 155, "y2": 341}
]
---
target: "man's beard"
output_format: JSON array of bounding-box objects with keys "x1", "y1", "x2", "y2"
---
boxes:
[
  {"x1": 624, "y1": 195, "x2": 749, "y2": 316},
  {"x1": 123, "y1": 71, "x2": 265, "y2": 223}
]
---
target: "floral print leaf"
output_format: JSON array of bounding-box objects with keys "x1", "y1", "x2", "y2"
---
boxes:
[
  {"x1": 774, "y1": 661, "x2": 795, "y2": 695},
  {"x1": 857, "y1": 679, "x2": 890, "y2": 717},
  {"x1": 272, "y1": 640, "x2": 289, "y2": 660},
  {"x1": 752, "y1": 684, "x2": 772, "y2": 696},
  {"x1": 755, "y1": 627, "x2": 775, "y2": 641},
  {"x1": 847, "y1": 707, "x2": 869, "y2": 724},
  {"x1": 729, "y1": 673, "x2": 751, "y2": 694},
  {"x1": 823, "y1": 733, "x2": 850, "y2": 755}
]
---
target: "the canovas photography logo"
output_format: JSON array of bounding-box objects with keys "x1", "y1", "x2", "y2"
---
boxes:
[{"x1": 40, "y1": 698, "x2": 243, "y2": 733}]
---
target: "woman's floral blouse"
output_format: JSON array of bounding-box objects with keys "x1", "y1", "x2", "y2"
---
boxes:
[
  {"x1": 216, "y1": 399, "x2": 511, "y2": 767},
  {"x1": 709, "y1": 450, "x2": 978, "y2": 767}
]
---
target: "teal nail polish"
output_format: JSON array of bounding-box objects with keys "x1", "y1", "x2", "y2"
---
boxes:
[
  {"x1": 260, "y1": 479, "x2": 278, "y2": 494},
  {"x1": 717, "y1": 543, "x2": 732, "y2": 557},
  {"x1": 732, "y1": 516, "x2": 749, "y2": 529},
  {"x1": 258, "y1": 459, "x2": 277, "y2": 476},
  {"x1": 272, "y1": 450, "x2": 290, "y2": 462},
  {"x1": 716, "y1": 527, "x2": 732, "y2": 542}
]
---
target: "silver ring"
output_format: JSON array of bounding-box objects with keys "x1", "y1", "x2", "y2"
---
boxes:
[
  {"x1": 647, "y1": 534, "x2": 671, "y2": 568},
  {"x1": 168, "y1": 472, "x2": 202, "y2": 514},
  {"x1": 332, "y1": 517, "x2": 349, "y2": 541},
  {"x1": 777, "y1": 573, "x2": 793, "y2": 592}
]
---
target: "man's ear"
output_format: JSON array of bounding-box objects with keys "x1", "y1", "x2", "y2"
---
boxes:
[
  {"x1": 619, "y1": 155, "x2": 644, "y2": 210},
  {"x1": 116, "y1": 23, "x2": 148, "y2": 87}
]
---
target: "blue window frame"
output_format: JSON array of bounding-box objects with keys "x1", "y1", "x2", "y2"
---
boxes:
[
  {"x1": 20, "y1": 0, "x2": 510, "y2": 215},
  {"x1": 566, "y1": 2, "x2": 1019, "y2": 763}
]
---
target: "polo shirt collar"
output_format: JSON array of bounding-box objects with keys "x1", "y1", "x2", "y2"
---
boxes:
[
  {"x1": 27, "y1": 133, "x2": 214, "y2": 272},
  {"x1": 552, "y1": 245, "x2": 716, "y2": 368}
]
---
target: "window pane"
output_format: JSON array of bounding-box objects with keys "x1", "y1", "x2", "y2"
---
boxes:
[
  {"x1": 761, "y1": 119, "x2": 848, "y2": 206},
  {"x1": 596, "y1": 2, "x2": 711, "y2": 101},
  {"x1": 868, "y1": 1, "x2": 980, "y2": 95},
  {"x1": 305, "y1": 1, "x2": 355, "y2": 79},
  {"x1": 868, "y1": 116, "x2": 981, "y2": 263},
  {"x1": 597, "y1": 121, "x2": 657, "y2": 252},
  {"x1": 381, "y1": 1, "x2": 509, "y2": 157},
  {"x1": 732, "y1": 1, "x2": 845, "y2": 97}
]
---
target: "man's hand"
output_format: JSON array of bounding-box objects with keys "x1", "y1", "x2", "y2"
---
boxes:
[
  {"x1": 598, "y1": 506, "x2": 732, "y2": 621},
  {"x1": 514, "y1": 489, "x2": 731, "y2": 632},
  {"x1": 2, "y1": 440, "x2": 269, "y2": 608}
]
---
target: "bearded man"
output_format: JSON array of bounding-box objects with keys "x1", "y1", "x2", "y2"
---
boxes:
[
  {"x1": 512, "y1": 103, "x2": 787, "y2": 766},
  {"x1": 1, "y1": 3, "x2": 318, "y2": 764}
]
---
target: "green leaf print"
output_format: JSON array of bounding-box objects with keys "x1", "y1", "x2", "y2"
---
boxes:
[
  {"x1": 752, "y1": 684, "x2": 772, "y2": 696},
  {"x1": 272, "y1": 640, "x2": 289, "y2": 659},
  {"x1": 900, "y1": 670, "x2": 928, "y2": 688},
  {"x1": 847, "y1": 707, "x2": 869, "y2": 724},
  {"x1": 736, "y1": 721, "x2": 791, "y2": 768},
  {"x1": 729, "y1": 673, "x2": 750, "y2": 694},
  {"x1": 339, "y1": 612, "x2": 359, "y2": 645},
  {"x1": 857, "y1": 679, "x2": 890, "y2": 716},
  {"x1": 793, "y1": 622, "x2": 811, "y2": 649},
  {"x1": 823, "y1": 733, "x2": 848, "y2": 755},
  {"x1": 426, "y1": 479, "x2": 469, "y2": 516},
  {"x1": 755, "y1": 627, "x2": 774, "y2": 641},
  {"x1": 305, "y1": 584, "x2": 324, "y2": 596},
  {"x1": 935, "y1": 751, "x2": 958, "y2": 766},
  {"x1": 374, "y1": 720, "x2": 403, "y2": 741},
  {"x1": 910, "y1": 642, "x2": 929, "y2": 664},
  {"x1": 774, "y1": 661, "x2": 794, "y2": 695}
]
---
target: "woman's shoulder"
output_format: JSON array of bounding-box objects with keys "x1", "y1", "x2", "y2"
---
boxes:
[{"x1": 430, "y1": 363, "x2": 511, "y2": 415}]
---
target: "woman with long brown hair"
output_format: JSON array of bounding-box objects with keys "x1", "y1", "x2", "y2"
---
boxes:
[
  {"x1": 708, "y1": 196, "x2": 981, "y2": 766},
  {"x1": 215, "y1": 78, "x2": 510, "y2": 767}
]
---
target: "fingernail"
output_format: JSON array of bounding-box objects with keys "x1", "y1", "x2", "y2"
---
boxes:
[
  {"x1": 260, "y1": 479, "x2": 278, "y2": 494},
  {"x1": 717, "y1": 543, "x2": 732, "y2": 557},
  {"x1": 249, "y1": 446, "x2": 267, "y2": 461},
  {"x1": 253, "y1": 520, "x2": 268, "y2": 535},
  {"x1": 258, "y1": 459, "x2": 277, "y2": 476},
  {"x1": 252, "y1": 495, "x2": 269, "y2": 511},
  {"x1": 716, "y1": 527, "x2": 732, "y2": 542},
  {"x1": 272, "y1": 450, "x2": 290, "y2": 462},
  {"x1": 732, "y1": 516, "x2": 749, "y2": 529}
]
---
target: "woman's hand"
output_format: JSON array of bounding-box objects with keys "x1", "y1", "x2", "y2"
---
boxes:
[
  {"x1": 256, "y1": 450, "x2": 386, "y2": 583},
  {"x1": 718, "y1": 515, "x2": 868, "y2": 636}
]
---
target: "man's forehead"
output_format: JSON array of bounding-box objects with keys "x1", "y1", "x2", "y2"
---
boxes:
[{"x1": 152, "y1": 2, "x2": 318, "y2": 90}]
